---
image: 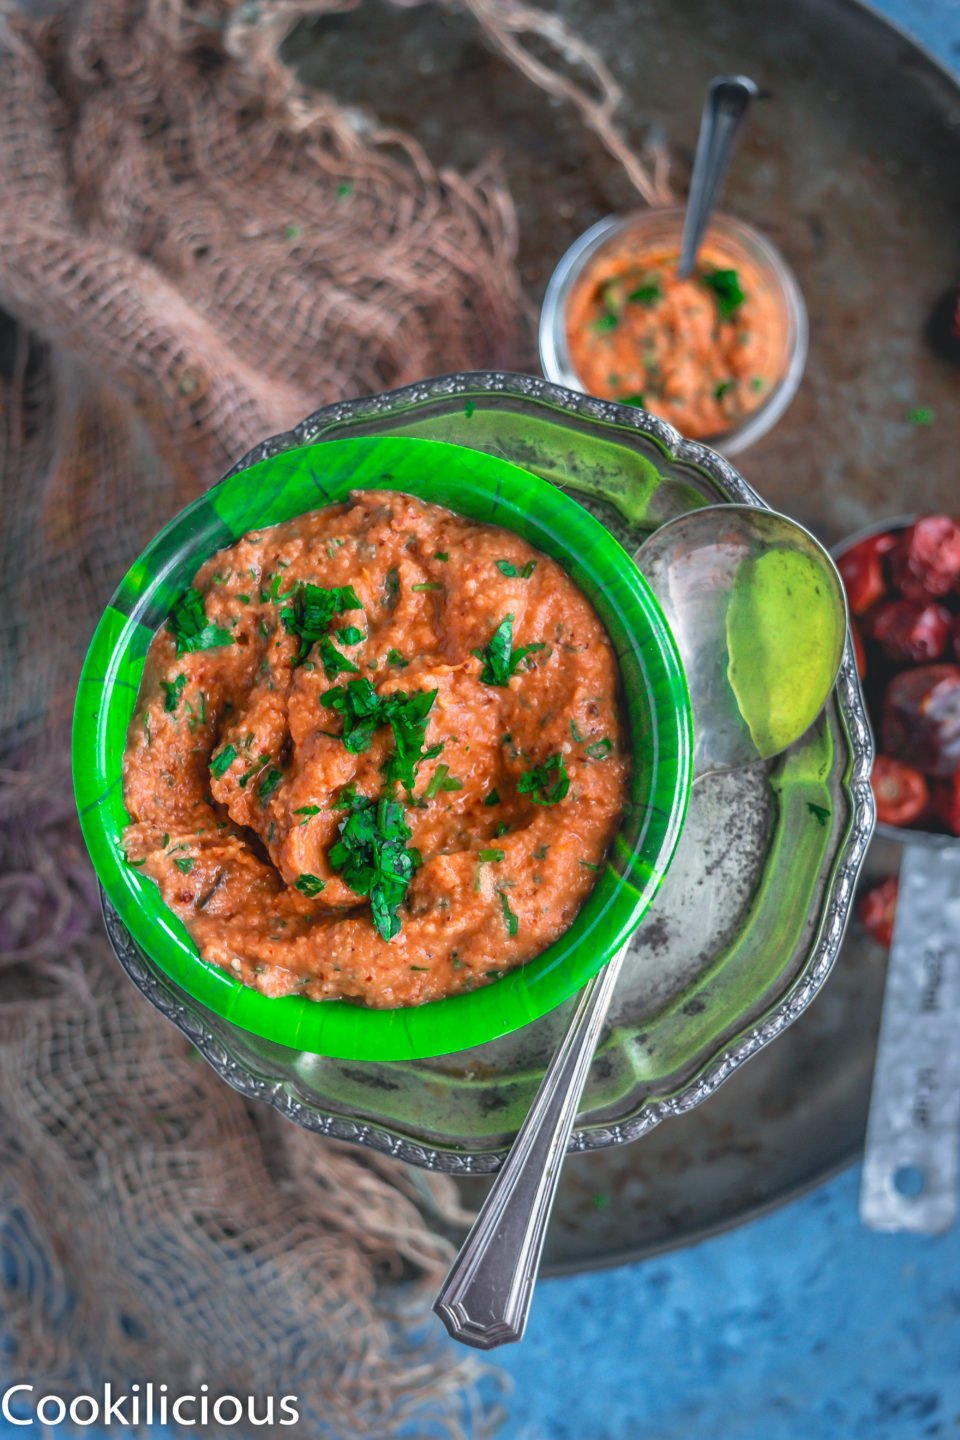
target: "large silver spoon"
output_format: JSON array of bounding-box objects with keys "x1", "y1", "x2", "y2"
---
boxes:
[
  {"x1": 677, "y1": 75, "x2": 759, "y2": 279},
  {"x1": 434, "y1": 504, "x2": 848, "y2": 1349}
]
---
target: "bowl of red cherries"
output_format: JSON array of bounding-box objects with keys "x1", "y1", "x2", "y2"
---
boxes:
[{"x1": 835, "y1": 514, "x2": 960, "y2": 946}]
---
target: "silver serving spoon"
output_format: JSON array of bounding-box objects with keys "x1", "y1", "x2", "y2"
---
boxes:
[
  {"x1": 434, "y1": 504, "x2": 848, "y2": 1349},
  {"x1": 677, "y1": 75, "x2": 759, "y2": 279}
]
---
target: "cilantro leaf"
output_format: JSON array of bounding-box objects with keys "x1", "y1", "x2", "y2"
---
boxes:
[
  {"x1": 280, "y1": 581, "x2": 362, "y2": 665},
  {"x1": 627, "y1": 280, "x2": 662, "y2": 305},
  {"x1": 497, "y1": 889, "x2": 519, "y2": 937},
  {"x1": 321, "y1": 678, "x2": 384, "y2": 753},
  {"x1": 294, "y1": 804, "x2": 321, "y2": 825},
  {"x1": 483, "y1": 789, "x2": 500, "y2": 807},
  {"x1": 295, "y1": 873, "x2": 326, "y2": 896},
  {"x1": 701, "y1": 267, "x2": 745, "y2": 318},
  {"x1": 478, "y1": 848, "x2": 505, "y2": 863},
  {"x1": 495, "y1": 559, "x2": 537, "y2": 579},
  {"x1": 167, "y1": 587, "x2": 234, "y2": 655},
  {"x1": 584, "y1": 737, "x2": 613, "y2": 761},
  {"x1": 174, "y1": 856, "x2": 195, "y2": 874},
  {"x1": 517, "y1": 752, "x2": 570, "y2": 806},
  {"x1": 210, "y1": 743, "x2": 238, "y2": 779},
  {"x1": 327, "y1": 790, "x2": 421, "y2": 940},
  {"x1": 257, "y1": 766, "x2": 283, "y2": 801},
  {"x1": 473, "y1": 615, "x2": 545, "y2": 686},
  {"x1": 386, "y1": 648, "x2": 408, "y2": 668},
  {"x1": 162, "y1": 674, "x2": 187, "y2": 712},
  {"x1": 317, "y1": 635, "x2": 361, "y2": 679}
]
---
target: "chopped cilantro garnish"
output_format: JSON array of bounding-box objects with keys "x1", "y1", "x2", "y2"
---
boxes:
[
  {"x1": 483, "y1": 788, "x2": 500, "y2": 807},
  {"x1": 585, "y1": 737, "x2": 613, "y2": 761},
  {"x1": 533, "y1": 843, "x2": 550, "y2": 860},
  {"x1": 495, "y1": 559, "x2": 537, "y2": 579},
  {"x1": 327, "y1": 790, "x2": 421, "y2": 940},
  {"x1": 619, "y1": 394, "x2": 645, "y2": 407},
  {"x1": 593, "y1": 311, "x2": 619, "y2": 334},
  {"x1": 294, "y1": 804, "x2": 321, "y2": 825},
  {"x1": 236, "y1": 593, "x2": 251, "y2": 604},
  {"x1": 701, "y1": 267, "x2": 745, "y2": 318},
  {"x1": 908, "y1": 406, "x2": 934, "y2": 425},
  {"x1": 257, "y1": 766, "x2": 283, "y2": 801},
  {"x1": 280, "y1": 581, "x2": 362, "y2": 665},
  {"x1": 294, "y1": 873, "x2": 326, "y2": 896},
  {"x1": 386, "y1": 648, "x2": 408, "y2": 668},
  {"x1": 627, "y1": 281, "x2": 662, "y2": 305},
  {"x1": 210, "y1": 743, "x2": 237, "y2": 778},
  {"x1": 412, "y1": 581, "x2": 443, "y2": 593},
  {"x1": 750, "y1": 376, "x2": 765, "y2": 392},
  {"x1": 424, "y1": 763, "x2": 451, "y2": 800},
  {"x1": 518, "y1": 753, "x2": 570, "y2": 806},
  {"x1": 335, "y1": 626, "x2": 365, "y2": 645},
  {"x1": 126, "y1": 856, "x2": 147, "y2": 867},
  {"x1": 167, "y1": 587, "x2": 233, "y2": 655},
  {"x1": 714, "y1": 380, "x2": 735, "y2": 400},
  {"x1": 494, "y1": 821, "x2": 510, "y2": 837},
  {"x1": 317, "y1": 635, "x2": 361, "y2": 679},
  {"x1": 174, "y1": 856, "x2": 195, "y2": 874},
  {"x1": 434, "y1": 551, "x2": 449, "y2": 562},
  {"x1": 321, "y1": 680, "x2": 440, "y2": 793},
  {"x1": 238, "y1": 752, "x2": 269, "y2": 788},
  {"x1": 383, "y1": 689, "x2": 441, "y2": 793},
  {"x1": 570, "y1": 719, "x2": 586, "y2": 742},
  {"x1": 384, "y1": 568, "x2": 400, "y2": 608},
  {"x1": 580, "y1": 859, "x2": 602, "y2": 873},
  {"x1": 162, "y1": 674, "x2": 187, "y2": 713},
  {"x1": 497, "y1": 889, "x2": 519, "y2": 937},
  {"x1": 806, "y1": 802, "x2": 832, "y2": 827},
  {"x1": 478, "y1": 848, "x2": 505, "y2": 863},
  {"x1": 321, "y1": 678, "x2": 384, "y2": 753},
  {"x1": 473, "y1": 614, "x2": 545, "y2": 686}
]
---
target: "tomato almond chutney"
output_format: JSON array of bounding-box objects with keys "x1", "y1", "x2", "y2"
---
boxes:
[{"x1": 122, "y1": 490, "x2": 630, "y2": 1009}]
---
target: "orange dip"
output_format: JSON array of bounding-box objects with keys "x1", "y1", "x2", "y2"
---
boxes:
[
  {"x1": 566, "y1": 238, "x2": 784, "y2": 438},
  {"x1": 122, "y1": 490, "x2": 629, "y2": 1008}
]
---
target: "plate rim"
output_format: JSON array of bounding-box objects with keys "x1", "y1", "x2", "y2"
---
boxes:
[{"x1": 99, "y1": 370, "x2": 876, "y2": 1173}]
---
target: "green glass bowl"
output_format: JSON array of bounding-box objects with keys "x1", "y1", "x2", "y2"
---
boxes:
[{"x1": 73, "y1": 436, "x2": 692, "y2": 1061}]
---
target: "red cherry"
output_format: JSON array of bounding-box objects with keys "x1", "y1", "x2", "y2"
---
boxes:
[
  {"x1": 837, "y1": 532, "x2": 897, "y2": 615},
  {"x1": 857, "y1": 875, "x2": 898, "y2": 949},
  {"x1": 882, "y1": 664, "x2": 960, "y2": 778},
  {"x1": 889, "y1": 515, "x2": 960, "y2": 602},
  {"x1": 871, "y1": 754, "x2": 930, "y2": 827},
  {"x1": 931, "y1": 775, "x2": 960, "y2": 836},
  {"x1": 867, "y1": 599, "x2": 951, "y2": 664}
]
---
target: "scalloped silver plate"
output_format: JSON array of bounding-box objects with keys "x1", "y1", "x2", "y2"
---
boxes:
[{"x1": 100, "y1": 372, "x2": 875, "y2": 1173}]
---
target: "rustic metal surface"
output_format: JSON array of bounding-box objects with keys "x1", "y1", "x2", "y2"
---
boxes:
[{"x1": 275, "y1": 0, "x2": 960, "y2": 1270}]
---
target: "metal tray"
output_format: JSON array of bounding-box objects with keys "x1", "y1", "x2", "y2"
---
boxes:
[{"x1": 278, "y1": 0, "x2": 960, "y2": 1268}]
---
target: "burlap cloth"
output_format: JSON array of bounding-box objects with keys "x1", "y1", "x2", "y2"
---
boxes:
[{"x1": 0, "y1": 1, "x2": 667, "y2": 1431}]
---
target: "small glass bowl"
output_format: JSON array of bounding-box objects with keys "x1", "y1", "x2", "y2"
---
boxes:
[{"x1": 539, "y1": 208, "x2": 808, "y2": 456}]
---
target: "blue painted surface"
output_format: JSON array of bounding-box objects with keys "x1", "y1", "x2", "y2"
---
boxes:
[{"x1": 3, "y1": 3, "x2": 960, "y2": 1437}]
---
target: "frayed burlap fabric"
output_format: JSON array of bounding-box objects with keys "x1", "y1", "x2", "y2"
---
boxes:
[{"x1": 0, "y1": 0, "x2": 662, "y2": 1431}]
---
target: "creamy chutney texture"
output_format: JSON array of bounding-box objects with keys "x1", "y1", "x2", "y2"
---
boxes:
[
  {"x1": 566, "y1": 239, "x2": 784, "y2": 438},
  {"x1": 122, "y1": 490, "x2": 629, "y2": 1008}
]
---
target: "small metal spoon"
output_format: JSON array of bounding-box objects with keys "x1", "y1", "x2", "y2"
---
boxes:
[
  {"x1": 434, "y1": 504, "x2": 848, "y2": 1349},
  {"x1": 677, "y1": 75, "x2": 759, "y2": 279}
]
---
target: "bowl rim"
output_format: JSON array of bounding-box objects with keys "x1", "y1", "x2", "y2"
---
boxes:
[
  {"x1": 73, "y1": 434, "x2": 694, "y2": 1061},
  {"x1": 538, "y1": 206, "x2": 809, "y2": 458}
]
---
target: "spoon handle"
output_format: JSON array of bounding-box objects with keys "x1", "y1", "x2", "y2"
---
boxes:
[
  {"x1": 677, "y1": 74, "x2": 759, "y2": 279},
  {"x1": 433, "y1": 943, "x2": 629, "y2": 1348}
]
